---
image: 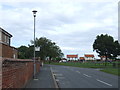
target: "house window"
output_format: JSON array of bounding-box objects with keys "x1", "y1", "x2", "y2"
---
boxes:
[
  {"x1": 4, "y1": 35, "x2": 6, "y2": 43},
  {"x1": 0, "y1": 32, "x2": 1, "y2": 41},
  {"x1": 7, "y1": 37, "x2": 9, "y2": 45},
  {"x1": 13, "y1": 54, "x2": 16, "y2": 59}
]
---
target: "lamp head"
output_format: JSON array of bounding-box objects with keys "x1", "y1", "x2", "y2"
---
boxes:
[{"x1": 32, "y1": 10, "x2": 37, "y2": 17}]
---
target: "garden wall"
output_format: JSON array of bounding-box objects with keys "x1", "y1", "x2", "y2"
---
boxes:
[{"x1": 2, "y1": 58, "x2": 40, "y2": 88}]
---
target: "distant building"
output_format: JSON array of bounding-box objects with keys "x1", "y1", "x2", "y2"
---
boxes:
[
  {"x1": 79, "y1": 57, "x2": 85, "y2": 60},
  {"x1": 100, "y1": 56, "x2": 106, "y2": 61},
  {"x1": 0, "y1": 27, "x2": 17, "y2": 59},
  {"x1": 84, "y1": 54, "x2": 95, "y2": 60},
  {"x1": 116, "y1": 55, "x2": 120, "y2": 59},
  {"x1": 67, "y1": 54, "x2": 78, "y2": 60}
]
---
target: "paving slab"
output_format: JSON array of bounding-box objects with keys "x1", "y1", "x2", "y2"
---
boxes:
[{"x1": 25, "y1": 64, "x2": 55, "y2": 88}]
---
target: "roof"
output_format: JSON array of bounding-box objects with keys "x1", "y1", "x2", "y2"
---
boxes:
[
  {"x1": 0, "y1": 27, "x2": 12, "y2": 38},
  {"x1": 84, "y1": 54, "x2": 94, "y2": 57},
  {"x1": 67, "y1": 55, "x2": 78, "y2": 58},
  {"x1": 100, "y1": 56, "x2": 106, "y2": 58},
  {"x1": 80, "y1": 57, "x2": 85, "y2": 60}
]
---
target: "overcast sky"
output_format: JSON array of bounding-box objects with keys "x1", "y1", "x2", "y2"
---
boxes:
[{"x1": 0, "y1": 0, "x2": 119, "y2": 58}]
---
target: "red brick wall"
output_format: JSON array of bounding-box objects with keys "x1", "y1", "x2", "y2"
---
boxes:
[
  {"x1": 2, "y1": 44, "x2": 18, "y2": 59},
  {"x1": 0, "y1": 60, "x2": 2, "y2": 90},
  {"x1": 0, "y1": 44, "x2": 2, "y2": 57},
  {"x1": 2, "y1": 59, "x2": 40, "y2": 88}
]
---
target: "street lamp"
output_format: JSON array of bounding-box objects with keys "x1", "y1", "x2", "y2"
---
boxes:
[{"x1": 32, "y1": 10, "x2": 37, "y2": 79}]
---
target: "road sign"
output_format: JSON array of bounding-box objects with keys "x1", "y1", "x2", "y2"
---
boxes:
[{"x1": 35, "y1": 47, "x2": 40, "y2": 51}]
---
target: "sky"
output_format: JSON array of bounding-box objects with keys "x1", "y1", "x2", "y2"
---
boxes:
[{"x1": 0, "y1": 0, "x2": 119, "y2": 59}]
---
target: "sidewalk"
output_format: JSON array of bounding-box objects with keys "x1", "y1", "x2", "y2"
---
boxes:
[{"x1": 25, "y1": 64, "x2": 56, "y2": 88}]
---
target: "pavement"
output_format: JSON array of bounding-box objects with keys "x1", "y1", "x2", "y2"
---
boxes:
[{"x1": 25, "y1": 64, "x2": 56, "y2": 88}]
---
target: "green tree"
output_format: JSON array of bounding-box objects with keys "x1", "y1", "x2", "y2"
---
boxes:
[
  {"x1": 93, "y1": 34, "x2": 120, "y2": 61},
  {"x1": 26, "y1": 45, "x2": 34, "y2": 59},
  {"x1": 31, "y1": 37, "x2": 64, "y2": 61},
  {"x1": 112, "y1": 41, "x2": 120, "y2": 59},
  {"x1": 18, "y1": 46, "x2": 29, "y2": 59},
  {"x1": 18, "y1": 37, "x2": 64, "y2": 60}
]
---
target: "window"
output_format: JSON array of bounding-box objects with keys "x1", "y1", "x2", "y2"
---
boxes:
[
  {"x1": 4, "y1": 35, "x2": 7, "y2": 43},
  {"x1": 0, "y1": 32, "x2": 1, "y2": 41},
  {"x1": 7, "y1": 37, "x2": 9, "y2": 44}
]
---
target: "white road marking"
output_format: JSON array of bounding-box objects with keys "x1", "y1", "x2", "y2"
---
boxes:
[
  {"x1": 33, "y1": 78, "x2": 39, "y2": 80},
  {"x1": 96, "y1": 79, "x2": 112, "y2": 86},
  {"x1": 53, "y1": 74, "x2": 63, "y2": 76},
  {"x1": 76, "y1": 71, "x2": 81, "y2": 73},
  {"x1": 57, "y1": 77, "x2": 65, "y2": 79},
  {"x1": 52, "y1": 70, "x2": 58, "y2": 72},
  {"x1": 56, "y1": 79, "x2": 59, "y2": 82},
  {"x1": 83, "y1": 74, "x2": 91, "y2": 77}
]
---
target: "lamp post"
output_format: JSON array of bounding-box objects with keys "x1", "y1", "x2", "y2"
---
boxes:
[{"x1": 32, "y1": 10, "x2": 37, "y2": 79}]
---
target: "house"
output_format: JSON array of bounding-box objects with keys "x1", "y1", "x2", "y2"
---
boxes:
[
  {"x1": 100, "y1": 56, "x2": 106, "y2": 61},
  {"x1": 84, "y1": 54, "x2": 95, "y2": 60},
  {"x1": 67, "y1": 54, "x2": 78, "y2": 60},
  {"x1": 116, "y1": 55, "x2": 120, "y2": 59},
  {"x1": 79, "y1": 57, "x2": 85, "y2": 60},
  {"x1": 0, "y1": 27, "x2": 18, "y2": 59}
]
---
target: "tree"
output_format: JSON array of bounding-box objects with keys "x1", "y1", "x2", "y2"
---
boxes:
[
  {"x1": 18, "y1": 46, "x2": 29, "y2": 59},
  {"x1": 112, "y1": 41, "x2": 120, "y2": 59},
  {"x1": 18, "y1": 37, "x2": 64, "y2": 60},
  {"x1": 93, "y1": 34, "x2": 120, "y2": 61},
  {"x1": 31, "y1": 37, "x2": 64, "y2": 61}
]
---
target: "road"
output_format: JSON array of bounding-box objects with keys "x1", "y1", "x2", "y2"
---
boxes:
[{"x1": 50, "y1": 65, "x2": 119, "y2": 88}]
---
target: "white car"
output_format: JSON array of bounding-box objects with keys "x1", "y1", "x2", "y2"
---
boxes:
[{"x1": 59, "y1": 60, "x2": 67, "y2": 63}]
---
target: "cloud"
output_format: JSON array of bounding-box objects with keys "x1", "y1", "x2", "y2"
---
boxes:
[{"x1": 0, "y1": 1, "x2": 118, "y2": 58}]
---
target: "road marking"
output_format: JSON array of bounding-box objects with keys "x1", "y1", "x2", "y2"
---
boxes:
[
  {"x1": 50, "y1": 67, "x2": 59, "y2": 88},
  {"x1": 56, "y1": 79, "x2": 59, "y2": 82},
  {"x1": 96, "y1": 79, "x2": 112, "y2": 86},
  {"x1": 53, "y1": 74, "x2": 63, "y2": 76},
  {"x1": 57, "y1": 77, "x2": 65, "y2": 79},
  {"x1": 52, "y1": 70, "x2": 58, "y2": 72},
  {"x1": 83, "y1": 74, "x2": 91, "y2": 77},
  {"x1": 33, "y1": 78, "x2": 39, "y2": 80},
  {"x1": 76, "y1": 71, "x2": 81, "y2": 73}
]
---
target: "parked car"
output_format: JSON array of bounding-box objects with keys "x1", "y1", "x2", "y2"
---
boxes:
[{"x1": 59, "y1": 60, "x2": 67, "y2": 63}]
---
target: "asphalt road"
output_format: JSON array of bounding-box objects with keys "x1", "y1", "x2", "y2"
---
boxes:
[{"x1": 50, "y1": 65, "x2": 119, "y2": 88}]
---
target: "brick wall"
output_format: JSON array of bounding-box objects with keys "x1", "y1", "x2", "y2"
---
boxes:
[
  {"x1": 2, "y1": 58, "x2": 40, "y2": 88},
  {"x1": 0, "y1": 44, "x2": 2, "y2": 58},
  {"x1": 2, "y1": 44, "x2": 18, "y2": 59},
  {"x1": 2, "y1": 44, "x2": 13, "y2": 58},
  {"x1": 0, "y1": 58, "x2": 2, "y2": 90}
]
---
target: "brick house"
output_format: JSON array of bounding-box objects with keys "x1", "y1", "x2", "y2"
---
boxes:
[
  {"x1": 100, "y1": 56, "x2": 106, "y2": 61},
  {"x1": 67, "y1": 55, "x2": 78, "y2": 60},
  {"x1": 0, "y1": 27, "x2": 17, "y2": 59},
  {"x1": 79, "y1": 57, "x2": 85, "y2": 60},
  {"x1": 84, "y1": 54, "x2": 95, "y2": 60}
]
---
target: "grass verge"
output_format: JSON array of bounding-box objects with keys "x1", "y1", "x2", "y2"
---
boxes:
[{"x1": 100, "y1": 68, "x2": 120, "y2": 76}]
